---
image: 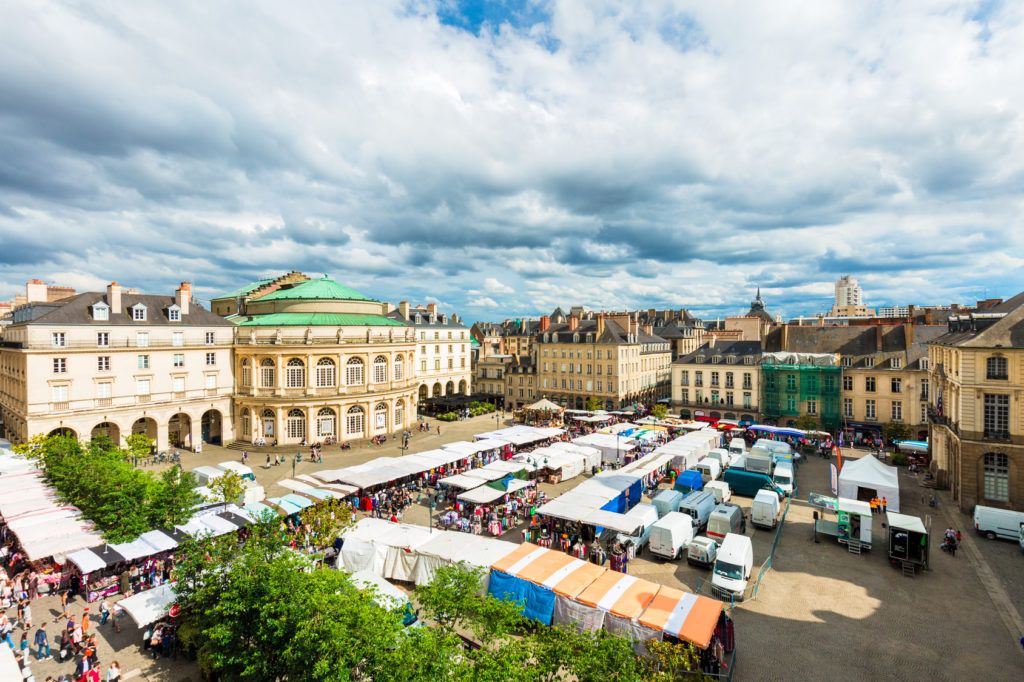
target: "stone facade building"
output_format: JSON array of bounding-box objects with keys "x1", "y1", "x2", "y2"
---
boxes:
[
  {"x1": 672, "y1": 340, "x2": 761, "y2": 423},
  {"x1": 388, "y1": 302, "x2": 471, "y2": 402},
  {"x1": 928, "y1": 294, "x2": 1024, "y2": 512},
  {"x1": 0, "y1": 281, "x2": 234, "y2": 450}
]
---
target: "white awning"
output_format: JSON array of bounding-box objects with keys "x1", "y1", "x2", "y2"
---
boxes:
[
  {"x1": 583, "y1": 510, "x2": 644, "y2": 534},
  {"x1": 457, "y1": 486, "x2": 507, "y2": 505},
  {"x1": 110, "y1": 538, "x2": 157, "y2": 562},
  {"x1": 118, "y1": 583, "x2": 177, "y2": 628},
  {"x1": 65, "y1": 548, "x2": 106, "y2": 574},
  {"x1": 437, "y1": 474, "x2": 485, "y2": 490},
  {"x1": 139, "y1": 530, "x2": 178, "y2": 553}
]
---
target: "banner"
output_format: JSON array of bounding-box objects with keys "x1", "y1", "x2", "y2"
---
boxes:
[{"x1": 829, "y1": 462, "x2": 838, "y2": 495}]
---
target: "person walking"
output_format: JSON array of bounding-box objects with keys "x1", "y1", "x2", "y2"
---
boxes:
[
  {"x1": 98, "y1": 599, "x2": 110, "y2": 627},
  {"x1": 881, "y1": 497, "x2": 888, "y2": 514},
  {"x1": 33, "y1": 624, "x2": 49, "y2": 660},
  {"x1": 22, "y1": 601, "x2": 31, "y2": 631},
  {"x1": 106, "y1": 660, "x2": 121, "y2": 682}
]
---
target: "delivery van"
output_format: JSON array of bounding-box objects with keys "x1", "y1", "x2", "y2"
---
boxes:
[
  {"x1": 704, "y1": 480, "x2": 732, "y2": 504},
  {"x1": 616, "y1": 503, "x2": 660, "y2": 551},
  {"x1": 712, "y1": 533, "x2": 753, "y2": 600},
  {"x1": 686, "y1": 536, "x2": 718, "y2": 568},
  {"x1": 751, "y1": 489, "x2": 781, "y2": 529},
  {"x1": 706, "y1": 448, "x2": 732, "y2": 469},
  {"x1": 728, "y1": 438, "x2": 747, "y2": 459},
  {"x1": 973, "y1": 505, "x2": 1024, "y2": 541},
  {"x1": 673, "y1": 470, "x2": 704, "y2": 494},
  {"x1": 723, "y1": 468, "x2": 784, "y2": 498},
  {"x1": 772, "y1": 462, "x2": 794, "y2": 497},
  {"x1": 216, "y1": 461, "x2": 256, "y2": 482},
  {"x1": 706, "y1": 503, "x2": 746, "y2": 541},
  {"x1": 745, "y1": 447, "x2": 774, "y2": 475},
  {"x1": 648, "y1": 512, "x2": 695, "y2": 560},
  {"x1": 695, "y1": 457, "x2": 722, "y2": 483},
  {"x1": 679, "y1": 490, "x2": 717, "y2": 532},
  {"x1": 652, "y1": 489, "x2": 684, "y2": 518}
]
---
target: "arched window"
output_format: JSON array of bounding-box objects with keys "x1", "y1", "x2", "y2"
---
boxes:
[
  {"x1": 373, "y1": 355, "x2": 388, "y2": 384},
  {"x1": 393, "y1": 354, "x2": 404, "y2": 381},
  {"x1": 374, "y1": 402, "x2": 388, "y2": 431},
  {"x1": 240, "y1": 358, "x2": 252, "y2": 387},
  {"x1": 286, "y1": 358, "x2": 305, "y2": 388},
  {"x1": 261, "y1": 409, "x2": 275, "y2": 437},
  {"x1": 346, "y1": 406, "x2": 364, "y2": 435},
  {"x1": 346, "y1": 358, "x2": 364, "y2": 385},
  {"x1": 987, "y1": 356, "x2": 1008, "y2": 380},
  {"x1": 394, "y1": 400, "x2": 404, "y2": 427},
  {"x1": 573, "y1": 333, "x2": 579, "y2": 343},
  {"x1": 316, "y1": 358, "x2": 336, "y2": 387},
  {"x1": 983, "y1": 452, "x2": 1009, "y2": 501},
  {"x1": 316, "y1": 407, "x2": 336, "y2": 437},
  {"x1": 286, "y1": 409, "x2": 306, "y2": 440},
  {"x1": 260, "y1": 358, "x2": 276, "y2": 388},
  {"x1": 241, "y1": 408, "x2": 250, "y2": 435}
]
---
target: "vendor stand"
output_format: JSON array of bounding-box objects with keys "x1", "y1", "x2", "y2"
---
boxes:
[
  {"x1": 518, "y1": 398, "x2": 566, "y2": 427},
  {"x1": 808, "y1": 493, "x2": 872, "y2": 552},
  {"x1": 886, "y1": 512, "x2": 929, "y2": 576}
]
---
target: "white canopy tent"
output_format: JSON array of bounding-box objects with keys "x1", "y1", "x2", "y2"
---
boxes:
[
  {"x1": 118, "y1": 582, "x2": 177, "y2": 628},
  {"x1": 411, "y1": 531, "x2": 520, "y2": 587},
  {"x1": 583, "y1": 510, "x2": 645, "y2": 534},
  {"x1": 1, "y1": 641, "x2": 22, "y2": 680},
  {"x1": 546, "y1": 441, "x2": 602, "y2": 470},
  {"x1": 338, "y1": 519, "x2": 434, "y2": 581},
  {"x1": 437, "y1": 473, "x2": 487, "y2": 490},
  {"x1": 441, "y1": 439, "x2": 509, "y2": 456},
  {"x1": 349, "y1": 570, "x2": 410, "y2": 611},
  {"x1": 571, "y1": 433, "x2": 637, "y2": 464},
  {"x1": 838, "y1": 455, "x2": 900, "y2": 512}
]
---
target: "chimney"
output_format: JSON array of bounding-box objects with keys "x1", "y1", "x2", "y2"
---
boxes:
[
  {"x1": 782, "y1": 323, "x2": 790, "y2": 350},
  {"x1": 596, "y1": 313, "x2": 606, "y2": 337},
  {"x1": 107, "y1": 282, "x2": 122, "y2": 313},
  {"x1": 175, "y1": 282, "x2": 191, "y2": 316},
  {"x1": 708, "y1": 336, "x2": 717, "y2": 349},
  {"x1": 25, "y1": 279, "x2": 47, "y2": 303},
  {"x1": 399, "y1": 300, "x2": 410, "y2": 320},
  {"x1": 903, "y1": 322, "x2": 914, "y2": 347},
  {"x1": 568, "y1": 315, "x2": 579, "y2": 331},
  {"x1": 875, "y1": 325, "x2": 884, "y2": 352},
  {"x1": 539, "y1": 315, "x2": 550, "y2": 332},
  {"x1": 426, "y1": 302, "x2": 438, "y2": 315},
  {"x1": 642, "y1": 323, "x2": 653, "y2": 336}
]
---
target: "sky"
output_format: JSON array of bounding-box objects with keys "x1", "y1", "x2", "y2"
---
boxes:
[{"x1": 2, "y1": 0, "x2": 1024, "y2": 323}]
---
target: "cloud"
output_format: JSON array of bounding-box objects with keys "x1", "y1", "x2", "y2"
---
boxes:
[{"x1": 2, "y1": 0, "x2": 1023, "y2": 321}]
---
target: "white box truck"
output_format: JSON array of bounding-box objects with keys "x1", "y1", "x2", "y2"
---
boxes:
[
  {"x1": 648, "y1": 512, "x2": 695, "y2": 560},
  {"x1": 695, "y1": 457, "x2": 722, "y2": 482},
  {"x1": 751, "y1": 489, "x2": 781, "y2": 529},
  {"x1": 973, "y1": 505, "x2": 1024, "y2": 541},
  {"x1": 679, "y1": 490, "x2": 718, "y2": 532},
  {"x1": 728, "y1": 438, "x2": 746, "y2": 459},
  {"x1": 706, "y1": 448, "x2": 732, "y2": 469},
  {"x1": 706, "y1": 503, "x2": 746, "y2": 540},
  {"x1": 616, "y1": 503, "x2": 660, "y2": 551},
  {"x1": 704, "y1": 480, "x2": 732, "y2": 504},
  {"x1": 712, "y1": 533, "x2": 753, "y2": 600}
]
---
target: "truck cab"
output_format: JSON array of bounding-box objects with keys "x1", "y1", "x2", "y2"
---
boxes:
[{"x1": 711, "y1": 533, "x2": 753, "y2": 600}]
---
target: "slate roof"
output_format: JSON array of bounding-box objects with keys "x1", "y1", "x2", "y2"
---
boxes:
[
  {"x1": 931, "y1": 291, "x2": 1024, "y2": 348},
  {"x1": 541, "y1": 319, "x2": 669, "y2": 348},
  {"x1": 387, "y1": 306, "x2": 467, "y2": 329},
  {"x1": 676, "y1": 341, "x2": 762, "y2": 365},
  {"x1": 12, "y1": 292, "x2": 229, "y2": 327}
]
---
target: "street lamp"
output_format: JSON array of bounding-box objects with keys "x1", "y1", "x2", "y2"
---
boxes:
[{"x1": 293, "y1": 452, "x2": 300, "y2": 478}]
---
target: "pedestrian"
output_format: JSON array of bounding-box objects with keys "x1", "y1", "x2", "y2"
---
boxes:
[
  {"x1": 22, "y1": 601, "x2": 31, "y2": 630},
  {"x1": 265, "y1": 453, "x2": 271, "y2": 468},
  {"x1": 242, "y1": 450, "x2": 248, "y2": 464},
  {"x1": 437, "y1": 425, "x2": 441, "y2": 436},
  {"x1": 881, "y1": 497, "x2": 887, "y2": 514},
  {"x1": 81, "y1": 608, "x2": 90, "y2": 634},
  {"x1": 99, "y1": 599, "x2": 110, "y2": 626},
  {"x1": 106, "y1": 660, "x2": 121, "y2": 682},
  {"x1": 34, "y1": 624, "x2": 49, "y2": 660}
]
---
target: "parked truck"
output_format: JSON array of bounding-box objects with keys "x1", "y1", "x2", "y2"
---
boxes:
[{"x1": 723, "y1": 468, "x2": 784, "y2": 498}]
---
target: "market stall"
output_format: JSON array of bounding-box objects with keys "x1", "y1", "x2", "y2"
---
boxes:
[
  {"x1": 571, "y1": 433, "x2": 637, "y2": 464},
  {"x1": 337, "y1": 518, "x2": 433, "y2": 580},
  {"x1": 556, "y1": 570, "x2": 661, "y2": 633},
  {"x1": 411, "y1": 531, "x2": 519, "y2": 587},
  {"x1": 838, "y1": 455, "x2": 900, "y2": 511},
  {"x1": 117, "y1": 582, "x2": 178, "y2": 628},
  {"x1": 518, "y1": 398, "x2": 565, "y2": 426},
  {"x1": 636, "y1": 586, "x2": 724, "y2": 649},
  {"x1": 489, "y1": 543, "x2": 605, "y2": 625}
]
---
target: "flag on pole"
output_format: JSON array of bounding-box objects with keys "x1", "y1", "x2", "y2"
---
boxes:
[{"x1": 936, "y1": 384, "x2": 944, "y2": 417}]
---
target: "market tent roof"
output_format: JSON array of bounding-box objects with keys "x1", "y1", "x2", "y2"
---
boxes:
[
  {"x1": 525, "y1": 398, "x2": 564, "y2": 412},
  {"x1": 139, "y1": 530, "x2": 178, "y2": 553},
  {"x1": 575, "y1": 571, "x2": 661, "y2": 620},
  {"x1": 535, "y1": 494, "x2": 609, "y2": 522},
  {"x1": 603, "y1": 422, "x2": 639, "y2": 434},
  {"x1": 90, "y1": 545, "x2": 128, "y2": 568},
  {"x1": 462, "y1": 468, "x2": 507, "y2": 482},
  {"x1": 65, "y1": 548, "x2": 106, "y2": 574},
  {"x1": 441, "y1": 439, "x2": 509, "y2": 456},
  {"x1": 582, "y1": 510, "x2": 644, "y2": 534},
  {"x1": 349, "y1": 570, "x2": 409, "y2": 611},
  {"x1": 199, "y1": 513, "x2": 245, "y2": 535},
  {"x1": 637, "y1": 586, "x2": 723, "y2": 648},
  {"x1": 110, "y1": 538, "x2": 157, "y2": 562},
  {"x1": 572, "y1": 433, "x2": 638, "y2": 451},
  {"x1": 571, "y1": 414, "x2": 612, "y2": 423},
  {"x1": 118, "y1": 582, "x2": 178, "y2": 628},
  {"x1": 267, "y1": 497, "x2": 306, "y2": 515},
  {"x1": 277, "y1": 478, "x2": 316, "y2": 492},
  {"x1": 415, "y1": 532, "x2": 519, "y2": 570},
  {"x1": 491, "y1": 543, "x2": 605, "y2": 598},
  {"x1": 475, "y1": 425, "x2": 563, "y2": 446},
  {"x1": 244, "y1": 502, "x2": 280, "y2": 519},
  {"x1": 886, "y1": 511, "x2": 927, "y2": 534},
  {"x1": 482, "y1": 460, "x2": 532, "y2": 475},
  {"x1": 457, "y1": 485, "x2": 508, "y2": 505},
  {"x1": 618, "y1": 453, "x2": 675, "y2": 479},
  {"x1": 838, "y1": 455, "x2": 901, "y2": 512},
  {"x1": 0, "y1": 639, "x2": 23, "y2": 679},
  {"x1": 438, "y1": 474, "x2": 486, "y2": 490}
]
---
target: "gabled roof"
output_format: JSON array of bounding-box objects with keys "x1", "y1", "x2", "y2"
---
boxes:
[
  {"x1": 676, "y1": 340, "x2": 762, "y2": 365},
  {"x1": 255, "y1": 277, "x2": 375, "y2": 303},
  {"x1": 12, "y1": 293, "x2": 229, "y2": 327}
]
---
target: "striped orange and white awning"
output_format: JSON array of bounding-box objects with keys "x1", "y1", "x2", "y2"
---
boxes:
[
  {"x1": 637, "y1": 586, "x2": 723, "y2": 649},
  {"x1": 491, "y1": 542, "x2": 606, "y2": 598},
  {"x1": 574, "y1": 571, "x2": 661, "y2": 621}
]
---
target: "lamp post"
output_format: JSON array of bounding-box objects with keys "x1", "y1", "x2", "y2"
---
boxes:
[{"x1": 293, "y1": 452, "x2": 300, "y2": 478}]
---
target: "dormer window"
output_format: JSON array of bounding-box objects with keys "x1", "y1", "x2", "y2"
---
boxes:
[
  {"x1": 864, "y1": 357, "x2": 875, "y2": 368},
  {"x1": 131, "y1": 303, "x2": 147, "y2": 321},
  {"x1": 573, "y1": 333, "x2": 580, "y2": 343},
  {"x1": 841, "y1": 357, "x2": 852, "y2": 367},
  {"x1": 712, "y1": 355, "x2": 721, "y2": 364},
  {"x1": 586, "y1": 333, "x2": 594, "y2": 343},
  {"x1": 91, "y1": 302, "x2": 109, "y2": 321},
  {"x1": 167, "y1": 304, "x2": 181, "y2": 322},
  {"x1": 727, "y1": 355, "x2": 736, "y2": 364}
]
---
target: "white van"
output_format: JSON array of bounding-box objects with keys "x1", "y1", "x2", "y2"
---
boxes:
[
  {"x1": 704, "y1": 480, "x2": 732, "y2": 504},
  {"x1": 706, "y1": 503, "x2": 746, "y2": 541},
  {"x1": 973, "y1": 505, "x2": 1024, "y2": 541},
  {"x1": 695, "y1": 457, "x2": 722, "y2": 483},
  {"x1": 217, "y1": 461, "x2": 256, "y2": 482},
  {"x1": 712, "y1": 533, "x2": 753, "y2": 600},
  {"x1": 751, "y1": 489, "x2": 781, "y2": 529},
  {"x1": 191, "y1": 465, "x2": 227, "y2": 487},
  {"x1": 706, "y1": 448, "x2": 732, "y2": 469},
  {"x1": 679, "y1": 490, "x2": 718, "y2": 532},
  {"x1": 728, "y1": 438, "x2": 746, "y2": 459},
  {"x1": 648, "y1": 512, "x2": 695, "y2": 560},
  {"x1": 772, "y1": 462, "x2": 794, "y2": 497},
  {"x1": 616, "y1": 503, "x2": 660, "y2": 551}
]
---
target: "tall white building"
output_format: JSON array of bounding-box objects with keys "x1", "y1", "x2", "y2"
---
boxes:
[
  {"x1": 877, "y1": 305, "x2": 910, "y2": 318},
  {"x1": 830, "y1": 276, "x2": 874, "y2": 317}
]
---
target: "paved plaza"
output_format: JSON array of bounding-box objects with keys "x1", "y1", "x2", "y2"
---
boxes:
[{"x1": 14, "y1": 415, "x2": 1024, "y2": 680}]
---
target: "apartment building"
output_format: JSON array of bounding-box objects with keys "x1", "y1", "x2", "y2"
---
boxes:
[
  {"x1": 388, "y1": 301, "x2": 472, "y2": 401},
  {"x1": 672, "y1": 341, "x2": 761, "y2": 423},
  {"x1": 0, "y1": 281, "x2": 234, "y2": 450}
]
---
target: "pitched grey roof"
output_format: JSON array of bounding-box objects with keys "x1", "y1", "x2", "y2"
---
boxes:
[
  {"x1": 11, "y1": 292, "x2": 229, "y2": 327},
  {"x1": 388, "y1": 306, "x2": 467, "y2": 329},
  {"x1": 676, "y1": 341, "x2": 762, "y2": 365}
]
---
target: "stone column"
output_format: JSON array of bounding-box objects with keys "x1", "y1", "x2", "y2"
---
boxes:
[
  {"x1": 307, "y1": 405, "x2": 317, "y2": 444},
  {"x1": 156, "y1": 420, "x2": 170, "y2": 452},
  {"x1": 306, "y1": 354, "x2": 315, "y2": 393}
]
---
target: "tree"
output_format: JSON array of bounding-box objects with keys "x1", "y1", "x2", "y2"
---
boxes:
[
  {"x1": 651, "y1": 404, "x2": 669, "y2": 420},
  {"x1": 207, "y1": 470, "x2": 245, "y2": 504},
  {"x1": 124, "y1": 432, "x2": 153, "y2": 462},
  {"x1": 147, "y1": 467, "x2": 200, "y2": 528},
  {"x1": 11, "y1": 433, "x2": 52, "y2": 458},
  {"x1": 585, "y1": 396, "x2": 603, "y2": 412},
  {"x1": 883, "y1": 421, "x2": 910, "y2": 443},
  {"x1": 299, "y1": 497, "x2": 355, "y2": 549},
  {"x1": 644, "y1": 639, "x2": 706, "y2": 681},
  {"x1": 794, "y1": 415, "x2": 820, "y2": 432}
]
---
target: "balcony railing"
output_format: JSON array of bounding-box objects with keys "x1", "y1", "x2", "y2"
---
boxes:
[
  {"x1": 983, "y1": 430, "x2": 1011, "y2": 442},
  {"x1": 16, "y1": 339, "x2": 224, "y2": 350},
  {"x1": 51, "y1": 401, "x2": 69, "y2": 411},
  {"x1": 95, "y1": 398, "x2": 112, "y2": 407},
  {"x1": 137, "y1": 395, "x2": 151, "y2": 403}
]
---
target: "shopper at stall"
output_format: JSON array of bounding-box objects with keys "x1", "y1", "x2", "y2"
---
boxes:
[{"x1": 33, "y1": 624, "x2": 49, "y2": 660}]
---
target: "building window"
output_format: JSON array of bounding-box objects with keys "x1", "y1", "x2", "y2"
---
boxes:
[
  {"x1": 172, "y1": 331, "x2": 184, "y2": 347},
  {"x1": 97, "y1": 382, "x2": 111, "y2": 400},
  {"x1": 205, "y1": 352, "x2": 216, "y2": 366},
  {"x1": 920, "y1": 379, "x2": 929, "y2": 400},
  {"x1": 742, "y1": 372, "x2": 752, "y2": 390},
  {"x1": 98, "y1": 356, "x2": 110, "y2": 371},
  {"x1": 136, "y1": 332, "x2": 149, "y2": 347},
  {"x1": 51, "y1": 385, "x2": 68, "y2": 403},
  {"x1": 694, "y1": 371, "x2": 703, "y2": 387},
  {"x1": 841, "y1": 357, "x2": 852, "y2": 367},
  {"x1": 373, "y1": 356, "x2": 388, "y2": 383},
  {"x1": 286, "y1": 409, "x2": 306, "y2": 439},
  {"x1": 260, "y1": 358, "x2": 275, "y2": 387},
  {"x1": 137, "y1": 355, "x2": 149, "y2": 369},
  {"x1": 394, "y1": 401, "x2": 405, "y2": 427},
  {"x1": 920, "y1": 358, "x2": 929, "y2": 371},
  {"x1": 807, "y1": 400, "x2": 817, "y2": 415},
  {"x1": 920, "y1": 403, "x2": 928, "y2": 424},
  {"x1": 51, "y1": 332, "x2": 66, "y2": 348},
  {"x1": 891, "y1": 378, "x2": 902, "y2": 393},
  {"x1": 241, "y1": 408, "x2": 250, "y2": 436},
  {"x1": 131, "y1": 305, "x2": 147, "y2": 321},
  {"x1": 317, "y1": 408, "x2": 336, "y2": 437},
  {"x1": 711, "y1": 372, "x2": 720, "y2": 387},
  {"x1": 983, "y1": 453, "x2": 1009, "y2": 501},
  {"x1": 420, "y1": 359, "x2": 427, "y2": 372},
  {"x1": 92, "y1": 304, "x2": 109, "y2": 321},
  {"x1": 865, "y1": 399, "x2": 876, "y2": 420},
  {"x1": 241, "y1": 358, "x2": 252, "y2": 387},
  {"x1": 983, "y1": 394, "x2": 1009, "y2": 438},
  {"x1": 843, "y1": 398, "x2": 853, "y2": 418},
  {"x1": 346, "y1": 358, "x2": 365, "y2": 385},
  {"x1": 206, "y1": 331, "x2": 216, "y2": 345},
  {"x1": 725, "y1": 372, "x2": 734, "y2": 388},
  {"x1": 986, "y1": 356, "x2": 1008, "y2": 380},
  {"x1": 136, "y1": 378, "x2": 151, "y2": 395},
  {"x1": 173, "y1": 377, "x2": 185, "y2": 393},
  {"x1": 743, "y1": 392, "x2": 752, "y2": 408},
  {"x1": 168, "y1": 308, "x2": 180, "y2": 322},
  {"x1": 393, "y1": 355, "x2": 404, "y2": 381},
  {"x1": 285, "y1": 358, "x2": 305, "y2": 387},
  {"x1": 434, "y1": 359, "x2": 441, "y2": 371},
  {"x1": 865, "y1": 376, "x2": 876, "y2": 392},
  {"x1": 316, "y1": 358, "x2": 336, "y2": 387},
  {"x1": 786, "y1": 396, "x2": 796, "y2": 412},
  {"x1": 864, "y1": 357, "x2": 875, "y2": 368},
  {"x1": 461, "y1": 357, "x2": 466, "y2": 368},
  {"x1": 97, "y1": 332, "x2": 109, "y2": 347},
  {"x1": 891, "y1": 357, "x2": 902, "y2": 369},
  {"x1": 842, "y1": 375, "x2": 852, "y2": 391},
  {"x1": 347, "y1": 406, "x2": 365, "y2": 435},
  {"x1": 786, "y1": 374, "x2": 796, "y2": 390},
  {"x1": 173, "y1": 353, "x2": 184, "y2": 367},
  {"x1": 891, "y1": 401, "x2": 902, "y2": 421}
]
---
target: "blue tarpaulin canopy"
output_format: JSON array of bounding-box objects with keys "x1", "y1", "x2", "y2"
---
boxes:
[{"x1": 488, "y1": 570, "x2": 556, "y2": 625}]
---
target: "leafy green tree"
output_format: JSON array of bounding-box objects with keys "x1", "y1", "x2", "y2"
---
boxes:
[
  {"x1": 883, "y1": 421, "x2": 910, "y2": 443},
  {"x1": 644, "y1": 638, "x2": 706, "y2": 681},
  {"x1": 124, "y1": 432, "x2": 153, "y2": 462},
  {"x1": 585, "y1": 396, "x2": 603, "y2": 412},
  {"x1": 11, "y1": 433, "x2": 52, "y2": 457},
  {"x1": 794, "y1": 415, "x2": 821, "y2": 432},
  {"x1": 300, "y1": 497, "x2": 355, "y2": 549},
  {"x1": 147, "y1": 467, "x2": 200, "y2": 528},
  {"x1": 651, "y1": 404, "x2": 669, "y2": 419},
  {"x1": 207, "y1": 469, "x2": 245, "y2": 504}
]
